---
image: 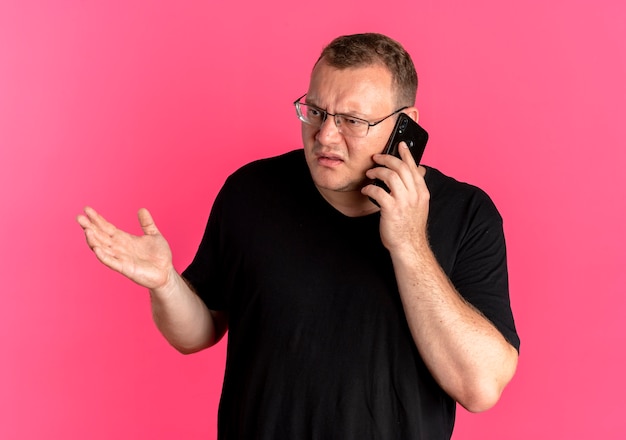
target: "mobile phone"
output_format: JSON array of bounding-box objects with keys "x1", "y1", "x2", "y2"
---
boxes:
[{"x1": 371, "y1": 113, "x2": 429, "y2": 197}]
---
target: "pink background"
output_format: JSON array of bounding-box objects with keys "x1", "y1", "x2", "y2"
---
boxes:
[{"x1": 1, "y1": 0, "x2": 625, "y2": 438}]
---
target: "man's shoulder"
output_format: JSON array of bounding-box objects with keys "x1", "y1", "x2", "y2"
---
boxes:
[
  {"x1": 233, "y1": 149, "x2": 305, "y2": 177},
  {"x1": 218, "y1": 149, "x2": 308, "y2": 200},
  {"x1": 425, "y1": 165, "x2": 502, "y2": 221},
  {"x1": 425, "y1": 165, "x2": 483, "y2": 194}
]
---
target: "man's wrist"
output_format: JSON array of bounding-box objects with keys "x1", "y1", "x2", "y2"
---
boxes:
[{"x1": 149, "y1": 266, "x2": 181, "y2": 301}]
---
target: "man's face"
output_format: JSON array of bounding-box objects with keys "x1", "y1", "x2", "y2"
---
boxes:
[{"x1": 301, "y1": 60, "x2": 399, "y2": 199}]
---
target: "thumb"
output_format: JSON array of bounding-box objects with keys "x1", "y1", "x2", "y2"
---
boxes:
[{"x1": 137, "y1": 208, "x2": 160, "y2": 236}]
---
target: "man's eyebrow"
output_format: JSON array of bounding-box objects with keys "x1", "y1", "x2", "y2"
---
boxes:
[
  {"x1": 337, "y1": 109, "x2": 369, "y2": 120},
  {"x1": 303, "y1": 97, "x2": 321, "y2": 107},
  {"x1": 305, "y1": 100, "x2": 369, "y2": 119}
]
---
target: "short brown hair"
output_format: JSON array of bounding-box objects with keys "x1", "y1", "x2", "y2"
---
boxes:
[{"x1": 316, "y1": 33, "x2": 418, "y2": 107}]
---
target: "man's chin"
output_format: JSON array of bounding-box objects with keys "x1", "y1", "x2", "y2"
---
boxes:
[
  {"x1": 306, "y1": 159, "x2": 368, "y2": 192},
  {"x1": 312, "y1": 176, "x2": 368, "y2": 194}
]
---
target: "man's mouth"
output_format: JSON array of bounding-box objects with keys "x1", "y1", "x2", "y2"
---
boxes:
[
  {"x1": 315, "y1": 149, "x2": 345, "y2": 166},
  {"x1": 317, "y1": 154, "x2": 344, "y2": 167}
]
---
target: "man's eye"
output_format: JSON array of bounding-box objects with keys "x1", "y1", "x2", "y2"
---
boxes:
[
  {"x1": 342, "y1": 116, "x2": 364, "y2": 126},
  {"x1": 307, "y1": 107, "x2": 323, "y2": 118}
]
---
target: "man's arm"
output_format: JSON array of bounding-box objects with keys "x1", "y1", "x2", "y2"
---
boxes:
[
  {"x1": 388, "y1": 241, "x2": 518, "y2": 412},
  {"x1": 77, "y1": 207, "x2": 227, "y2": 354},
  {"x1": 149, "y1": 269, "x2": 227, "y2": 354},
  {"x1": 363, "y1": 145, "x2": 518, "y2": 412}
]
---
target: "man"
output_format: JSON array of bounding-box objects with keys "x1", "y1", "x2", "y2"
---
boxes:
[{"x1": 78, "y1": 33, "x2": 519, "y2": 439}]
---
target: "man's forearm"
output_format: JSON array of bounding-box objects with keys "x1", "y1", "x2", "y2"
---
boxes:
[{"x1": 149, "y1": 269, "x2": 226, "y2": 354}]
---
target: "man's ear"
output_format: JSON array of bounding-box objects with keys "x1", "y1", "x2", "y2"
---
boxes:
[{"x1": 404, "y1": 107, "x2": 419, "y2": 123}]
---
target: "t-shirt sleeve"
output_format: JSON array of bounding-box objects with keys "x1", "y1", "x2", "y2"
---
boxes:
[
  {"x1": 450, "y1": 191, "x2": 520, "y2": 352},
  {"x1": 181, "y1": 186, "x2": 229, "y2": 312}
]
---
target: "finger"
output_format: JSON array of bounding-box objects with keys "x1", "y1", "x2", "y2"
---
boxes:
[
  {"x1": 83, "y1": 226, "x2": 104, "y2": 249},
  {"x1": 83, "y1": 206, "x2": 118, "y2": 237},
  {"x1": 372, "y1": 149, "x2": 413, "y2": 182},
  {"x1": 137, "y1": 208, "x2": 160, "y2": 236},
  {"x1": 371, "y1": 152, "x2": 402, "y2": 169},
  {"x1": 78, "y1": 212, "x2": 108, "y2": 250},
  {"x1": 361, "y1": 183, "x2": 392, "y2": 208},
  {"x1": 365, "y1": 164, "x2": 397, "y2": 184},
  {"x1": 366, "y1": 163, "x2": 408, "y2": 196},
  {"x1": 397, "y1": 142, "x2": 418, "y2": 168},
  {"x1": 76, "y1": 213, "x2": 92, "y2": 230}
]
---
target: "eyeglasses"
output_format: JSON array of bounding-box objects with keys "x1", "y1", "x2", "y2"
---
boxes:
[{"x1": 293, "y1": 94, "x2": 407, "y2": 138}]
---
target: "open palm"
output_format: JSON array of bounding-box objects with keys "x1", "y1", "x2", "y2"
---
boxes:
[{"x1": 77, "y1": 207, "x2": 173, "y2": 290}]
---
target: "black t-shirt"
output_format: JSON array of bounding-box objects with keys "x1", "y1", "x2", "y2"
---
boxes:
[{"x1": 183, "y1": 149, "x2": 519, "y2": 439}]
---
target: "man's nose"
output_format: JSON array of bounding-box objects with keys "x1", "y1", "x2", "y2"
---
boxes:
[{"x1": 316, "y1": 115, "x2": 342, "y2": 142}]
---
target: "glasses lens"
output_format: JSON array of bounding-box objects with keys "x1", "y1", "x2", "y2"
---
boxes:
[
  {"x1": 298, "y1": 103, "x2": 325, "y2": 126},
  {"x1": 294, "y1": 100, "x2": 369, "y2": 138},
  {"x1": 335, "y1": 115, "x2": 368, "y2": 138}
]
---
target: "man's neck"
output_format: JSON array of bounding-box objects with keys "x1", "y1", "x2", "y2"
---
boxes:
[{"x1": 316, "y1": 187, "x2": 380, "y2": 217}]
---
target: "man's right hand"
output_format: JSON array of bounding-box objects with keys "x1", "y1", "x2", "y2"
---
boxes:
[
  {"x1": 77, "y1": 207, "x2": 173, "y2": 291},
  {"x1": 77, "y1": 206, "x2": 226, "y2": 353}
]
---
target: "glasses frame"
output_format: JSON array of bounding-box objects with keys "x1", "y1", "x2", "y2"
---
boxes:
[{"x1": 293, "y1": 94, "x2": 408, "y2": 138}]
